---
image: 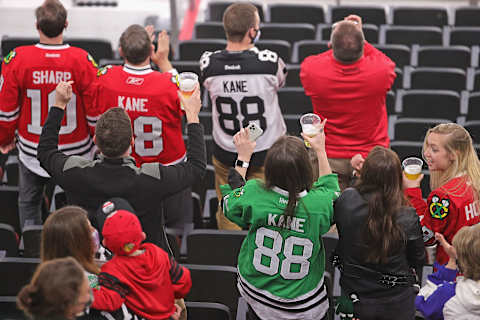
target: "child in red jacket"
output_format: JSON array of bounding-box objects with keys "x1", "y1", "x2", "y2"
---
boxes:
[{"x1": 91, "y1": 209, "x2": 191, "y2": 319}]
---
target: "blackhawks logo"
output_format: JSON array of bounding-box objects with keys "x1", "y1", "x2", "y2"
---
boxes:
[
  {"x1": 96, "y1": 65, "x2": 112, "y2": 77},
  {"x1": 3, "y1": 50, "x2": 16, "y2": 64},
  {"x1": 87, "y1": 53, "x2": 98, "y2": 68},
  {"x1": 430, "y1": 195, "x2": 450, "y2": 220}
]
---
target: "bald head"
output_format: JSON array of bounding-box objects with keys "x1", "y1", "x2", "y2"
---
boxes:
[{"x1": 331, "y1": 21, "x2": 365, "y2": 63}]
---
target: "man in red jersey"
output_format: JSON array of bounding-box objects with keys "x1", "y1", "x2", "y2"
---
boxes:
[
  {"x1": 0, "y1": 0, "x2": 98, "y2": 229},
  {"x1": 300, "y1": 15, "x2": 396, "y2": 190},
  {"x1": 90, "y1": 24, "x2": 191, "y2": 233}
]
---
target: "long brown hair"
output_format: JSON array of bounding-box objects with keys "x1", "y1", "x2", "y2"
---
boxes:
[
  {"x1": 357, "y1": 146, "x2": 407, "y2": 264},
  {"x1": 17, "y1": 257, "x2": 85, "y2": 319},
  {"x1": 424, "y1": 123, "x2": 480, "y2": 199},
  {"x1": 41, "y1": 206, "x2": 100, "y2": 274},
  {"x1": 264, "y1": 136, "x2": 314, "y2": 223}
]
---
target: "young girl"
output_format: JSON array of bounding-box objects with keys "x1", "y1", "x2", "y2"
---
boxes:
[
  {"x1": 334, "y1": 146, "x2": 425, "y2": 320},
  {"x1": 220, "y1": 121, "x2": 340, "y2": 320},
  {"x1": 404, "y1": 123, "x2": 480, "y2": 265}
]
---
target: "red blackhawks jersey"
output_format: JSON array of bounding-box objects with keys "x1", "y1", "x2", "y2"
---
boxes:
[
  {"x1": 405, "y1": 176, "x2": 480, "y2": 265},
  {"x1": 0, "y1": 44, "x2": 98, "y2": 177},
  {"x1": 93, "y1": 64, "x2": 185, "y2": 166}
]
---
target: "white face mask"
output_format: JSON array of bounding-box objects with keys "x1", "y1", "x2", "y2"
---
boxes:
[{"x1": 251, "y1": 29, "x2": 261, "y2": 44}]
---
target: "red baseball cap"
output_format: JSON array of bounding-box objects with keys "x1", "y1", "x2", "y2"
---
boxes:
[{"x1": 102, "y1": 209, "x2": 143, "y2": 256}]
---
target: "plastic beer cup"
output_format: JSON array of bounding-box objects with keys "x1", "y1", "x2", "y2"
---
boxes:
[
  {"x1": 402, "y1": 157, "x2": 423, "y2": 180},
  {"x1": 177, "y1": 72, "x2": 198, "y2": 109},
  {"x1": 300, "y1": 113, "x2": 322, "y2": 148}
]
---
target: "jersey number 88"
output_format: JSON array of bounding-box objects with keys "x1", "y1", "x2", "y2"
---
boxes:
[{"x1": 216, "y1": 96, "x2": 267, "y2": 136}]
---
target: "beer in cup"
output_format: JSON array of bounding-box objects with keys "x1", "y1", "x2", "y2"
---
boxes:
[
  {"x1": 300, "y1": 113, "x2": 322, "y2": 148},
  {"x1": 402, "y1": 157, "x2": 423, "y2": 180},
  {"x1": 177, "y1": 72, "x2": 198, "y2": 109}
]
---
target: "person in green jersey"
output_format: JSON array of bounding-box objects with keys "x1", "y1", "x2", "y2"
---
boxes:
[{"x1": 220, "y1": 120, "x2": 340, "y2": 320}]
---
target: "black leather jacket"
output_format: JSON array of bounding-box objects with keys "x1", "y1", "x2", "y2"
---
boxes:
[{"x1": 334, "y1": 187, "x2": 426, "y2": 298}]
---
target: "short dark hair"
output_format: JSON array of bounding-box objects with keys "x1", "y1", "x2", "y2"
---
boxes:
[
  {"x1": 264, "y1": 136, "x2": 314, "y2": 223},
  {"x1": 331, "y1": 22, "x2": 364, "y2": 63},
  {"x1": 17, "y1": 257, "x2": 85, "y2": 318},
  {"x1": 119, "y1": 24, "x2": 151, "y2": 65},
  {"x1": 35, "y1": 0, "x2": 67, "y2": 38},
  {"x1": 95, "y1": 108, "x2": 132, "y2": 158},
  {"x1": 223, "y1": 2, "x2": 258, "y2": 42}
]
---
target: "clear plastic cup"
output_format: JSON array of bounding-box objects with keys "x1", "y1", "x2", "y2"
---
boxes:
[
  {"x1": 177, "y1": 72, "x2": 198, "y2": 109},
  {"x1": 402, "y1": 157, "x2": 423, "y2": 180},
  {"x1": 300, "y1": 113, "x2": 321, "y2": 148}
]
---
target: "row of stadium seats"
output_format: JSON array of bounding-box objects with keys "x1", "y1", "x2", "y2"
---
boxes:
[
  {"x1": 194, "y1": 22, "x2": 480, "y2": 47},
  {"x1": 206, "y1": 2, "x2": 480, "y2": 27}
]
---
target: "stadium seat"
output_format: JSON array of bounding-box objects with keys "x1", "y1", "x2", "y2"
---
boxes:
[
  {"x1": 455, "y1": 7, "x2": 480, "y2": 26},
  {"x1": 473, "y1": 70, "x2": 480, "y2": 92},
  {"x1": 5, "y1": 155, "x2": 19, "y2": 186},
  {"x1": 256, "y1": 39, "x2": 291, "y2": 63},
  {"x1": 0, "y1": 257, "x2": 39, "y2": 296},
  {"x1": 294, "y1": 40, "x2": 329, "y2": 63},
  {"x1": 465, "y1": 91, "x2": 480, "y2": 120},
  {"x1": 268, "y1": 4, "x2": 325, "y2": 25},
  {"x1": 397, "y1": 90, "x2": 460, "y2": 121},
  {"x1": 194, "y1": 22, "x2": 225, "y2": 39},
  {"x1": 192, "y1": 165, "x2": 215, "y2": 205},
  {"x1": 260, "y1": 23, "x2": 315, "y2": 46},
  {"x1": 0, "y1": 186, "x2": 20, "y2": 234},
  {"x1": 285, "y1": 64, "x2": 301, "y2": 87},
  {"x1": 390, "y1": 141, "x2": 423, "y2": 163},
  {"x1": 0, "y1": 296, "x2": 24, "y2": 319},
  {"x1": 448, "y1": 27, "x2": 480, "y2": 46},
  {"x1": 380, "y1": 25, "x2": 443, "y2": 46},
  {"x1": 465, "y1": 121, "x2": 480, "y2": 144},
  {"x1": 392, "y1": 7, "x2": 449, "y2": 27},
  {"x1": 375, "y1": 44, "x2": 411, "y2": 68},
  {"x1": 22, "y1": 225, "x2": 42, "y2": 259},
  {"x1": 0, "y1": 224, "x2": 18, "y2": 258},
  {"x1": 278, "y1": 88, "x2": 313, "y2": 115},
  {"x1": 393, "y1": 118, "x2": 450, "y2": 141},
  {"x1": 65, "y1": 38, "x2": 113, "y2": 61},
  {"x1": 283, "y1": 114, "x2": 302, "y2": 135},
  {"x1": 1, "y1": 37, "x2": 38, "y2": 56},
  {"x1": 185, "y1": 301, "x2": 232, "y2": 320},
  {"x1": 386, "y1": 91, "x2": 396, "y2": 115},
  {"x1": 406, "y1": 67, "x2": 467, "y2": 92},
  {"x1": 98, "y1": 58, "x2": 123, "y2": 67},
  {"x1": 199, "y1": 112, "x2": 213, "y2": 135},
  {"x1": 171, "y1": 61, "x2": 201, "y2": 76},
  {"x1": 330, "y1": 5, "x2": 386, "y2": 26},
  {"x1": 186, "y1": 229, "x2": 247, "y2": 266},
  {"x1": 207, "y1": 1, "x2": 264, "y2": 22},
  {"x1": 392, "y1": 68, "x2": 403, "y2": 90},
  {"x1": 165, "y1": 229, "x2": 181, "y2": 260},
  {"x1": 183, "y1": 264, "x2": 239, "y2": 318},
  {"x1": 317, "y1": 24, "x2": 379, "y2": 44},
  {"x1": 412, "y1": 45, "x2": 472, "y2": 69},
  {"x1": 177, "y1": 39, "x2": 226, "y2": 61}
]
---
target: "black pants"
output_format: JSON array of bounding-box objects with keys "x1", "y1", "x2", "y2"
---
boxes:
[
  {"x1": 353, "y1": 287, "x2": 416, "y2": 320},
  {"x1": 247, "y1": 305, "x2": 329, "y2": 320}
]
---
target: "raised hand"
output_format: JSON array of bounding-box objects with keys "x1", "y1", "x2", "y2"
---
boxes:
[
  {"x1": 54, "y1": 81, "x2": 74, "y2": 110},
  {"x1": 233, "y1": 127, "x2": 256, "y2": 162}
]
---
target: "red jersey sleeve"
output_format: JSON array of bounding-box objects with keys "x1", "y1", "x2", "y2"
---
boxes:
[
  {"x1": 77, "y1": 53, "x2": 100, "y2": 135},
  {"x1": 168, "y1": 256, "x2": 192, "y2": 299},
  {"x1": 92, "y1": 271, "x2": 127, "y2": 311},
  {"x1": 363, "y1": 41, "x2": 397, "y2": 90},
  {"x1": 0, "y1": 51, "x2": 21, "y2": 145}
]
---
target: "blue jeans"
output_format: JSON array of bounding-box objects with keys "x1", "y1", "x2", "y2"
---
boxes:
[{"x1": 18, "y1": 161, "x2": 49, "y2": 229}]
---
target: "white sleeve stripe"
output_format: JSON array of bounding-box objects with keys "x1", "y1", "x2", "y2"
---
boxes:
[
  {"x1": 0, "y1": 107, "x2": 20, "y2": 117},
  {"x1": 0, "y1": 114, "x2": 19, "y2": 122}
]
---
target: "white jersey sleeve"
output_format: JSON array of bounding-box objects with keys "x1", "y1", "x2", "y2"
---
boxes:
[{"x1": 200, "y1": 48, "x2": 286, "y2": 153}]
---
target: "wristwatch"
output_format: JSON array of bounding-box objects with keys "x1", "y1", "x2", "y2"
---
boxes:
[{"x1": 235, "y1": 159, "x2": 250, "y2": 168}]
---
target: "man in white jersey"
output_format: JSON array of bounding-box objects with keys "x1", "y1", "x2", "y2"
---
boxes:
[{"x1": 200, "y1": 2, "x2": 287, "y2": 230}]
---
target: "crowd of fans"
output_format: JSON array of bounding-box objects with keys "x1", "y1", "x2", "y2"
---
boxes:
[{"x1": 1, "y1": 0, "x2": 480, "y2": 319}]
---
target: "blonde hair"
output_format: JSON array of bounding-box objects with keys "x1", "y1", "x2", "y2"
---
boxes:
[
  {"x1": 423, "y1": 123, "x2": 480, "y2": 199},
  {"x1": 453, "y1": 224, "x2": 480, "y2": 281}
]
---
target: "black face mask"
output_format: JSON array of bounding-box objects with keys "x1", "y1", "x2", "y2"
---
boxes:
[{"x1": 249, "y1": 28, "x2": 261, "y2": 44}]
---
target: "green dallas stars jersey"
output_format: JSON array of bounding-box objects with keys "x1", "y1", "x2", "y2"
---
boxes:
[{"x1": 220, "y1": 174, "x2": 339, "y2": 320}]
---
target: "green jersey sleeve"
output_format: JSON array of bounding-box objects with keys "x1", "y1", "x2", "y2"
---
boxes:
[{"x1": 220, "y1": 180, "x2": 258, "y2": 228}]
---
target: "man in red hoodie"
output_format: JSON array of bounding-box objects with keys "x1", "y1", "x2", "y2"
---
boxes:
[
  {"x1": 300, "y1": 15, "x2": 396, "y2": 190},
  {"x1": 92, "y1": 208, "x2": 191, "y2": 319}
]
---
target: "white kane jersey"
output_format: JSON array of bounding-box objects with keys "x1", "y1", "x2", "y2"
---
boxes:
[{"x1": 200, "y1": 47, "x2": 287, "y2": 154}]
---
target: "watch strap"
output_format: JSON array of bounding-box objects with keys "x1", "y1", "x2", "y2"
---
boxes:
[{"x1": 235, "y1": 159, "x2": 250, "y2": 168}]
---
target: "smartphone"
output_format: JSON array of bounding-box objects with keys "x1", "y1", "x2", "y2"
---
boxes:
[{"x1": 246, "y1": 123, "x2": 264, "y2": 141}]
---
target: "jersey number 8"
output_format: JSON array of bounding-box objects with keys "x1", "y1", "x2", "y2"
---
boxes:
[{"x1": 253, "y1": 227, "x2": 313, "y2": 280}]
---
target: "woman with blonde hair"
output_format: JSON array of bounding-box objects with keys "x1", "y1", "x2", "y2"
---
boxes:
[{"x1": 404, "y1": 123, "x2": 480, "y2": 265}]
